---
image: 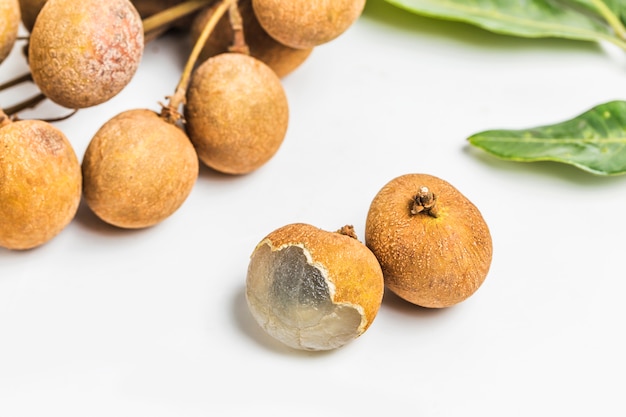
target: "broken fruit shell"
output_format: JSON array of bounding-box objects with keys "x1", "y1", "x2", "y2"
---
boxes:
[{"x1": 246, "y1": 223, "x2": 384, "y2": 351}]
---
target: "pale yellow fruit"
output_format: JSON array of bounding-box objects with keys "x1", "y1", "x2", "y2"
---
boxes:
[
  {"x1": 0, "y1": 118, "x2": 81, "y2": 250},
  {"x1": 28, "y1": 0, "x2": 144, "y2": 109},
  {"x1": 82, "y1": 109, "x2": 199, "y2": 229},
  {"x1": 365, "y1": 173, "x2": 493, "y2": 308},
  {"x1": 251, "y1": 0, "x2": 366, "y2": 49},
  {"x1": 246, "y1": 223, "x2": 384, "y2": 351}
]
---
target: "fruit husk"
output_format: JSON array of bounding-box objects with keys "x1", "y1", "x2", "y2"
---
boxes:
[
  {"x1": 365, "y1": 173, "x2": 493, "y2": 308},
  {"x1": 251, "y1": 223, "x2": 385, "y2": 329}
]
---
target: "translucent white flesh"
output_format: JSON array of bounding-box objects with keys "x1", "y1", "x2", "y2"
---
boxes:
[{"x1": 246, "y1": 243, "x2": 363, "y2": 351}]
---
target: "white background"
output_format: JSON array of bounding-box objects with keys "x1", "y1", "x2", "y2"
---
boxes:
[{"x1": 2, "y1": 1, "x2": 626, "y2": 415}]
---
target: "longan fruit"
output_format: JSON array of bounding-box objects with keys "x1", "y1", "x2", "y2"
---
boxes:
[
  {"x1": 365, "y1": 173, "x2": 493, "y2": 308},
  {"x1": 251, "y1": 0, "x2": 366, "y2": 49},
  {"x1": 246, "y1": 223, "x2": 384, "y2": 351},
  {"x1": 0, "y1": 117, "x2": 81, "y2": 250},
  {"x1": 0, "y1": 0, "x2": 20, "y2": 63},
  {"x1": 184, "y1": 52, "x2": 289, "y2": 175},
  {"x1": 191, "y1": 0, "x2": 312, "y2": 78},
  {"x1": 28, "y1": 0, "x2": 144, "y2": 109},
  {"x1": 82, "y1": 109, "x2": 199, "y2": 229}
]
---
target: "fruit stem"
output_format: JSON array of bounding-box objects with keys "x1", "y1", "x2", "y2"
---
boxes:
[
  {"x1": 227, "y1": 2, "x2": 249, "y2": 55},
  {"x1": 161, "y1": 0, "x2": 236, "y2": 124},
  {"x1": 336, "y1": 225, "x2": 358, "y2": 240},
  {"x1": 142, "y1": 0, "x2": 216, "y2": 41},
  {"x1": 2, "y1": 93, "x2": 47, "y2": 117},
  {"x1": 410, "y1": 187, "x2": 439, "y2": 218},
  {"x1": 0, "y1": 72, "x2": 33, "y2": 92}
]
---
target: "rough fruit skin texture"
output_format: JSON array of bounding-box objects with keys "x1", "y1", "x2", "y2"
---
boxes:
[
  {"x1": 82, "y1": 109, "x2": 199, "y2": 229},
  {"x1": 365, "y1": 173, "x2": 493, "y2": 308},
  {"x1": 28, "y1": 0, "x2": 144, "y2": 109},
  {"x1": 0, "y1": 0, "x2": 20, "y2": 63},
  {"x1": 0, "y1": 119, "x2": 81, "y2": 250},
  {"x1": 191, "y1": 0, "x2": 312, "y2": 78},
  {"x1": 251, "y1": 0, "x2": 366, "y2": 49},
  {"x1": 185, "y1": 52, "x2": 289, "y2": 175},
  {"x1": 246, "y1": 223, "x2": 384, "y2": 351}
]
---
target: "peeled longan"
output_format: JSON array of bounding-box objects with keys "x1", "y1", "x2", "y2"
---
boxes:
[
  {"x1": 246, "y1": 223, "x2": 384, "y2": 351},
  {"x1": 0, "y1": 117, "x2": 81, "y2": 250},
  {"x1": 185, "y1": 52, "x2": 288, "y2": 175},
  {"x1": 0, "y1": 0, "x2": 20, "y2": 63},
  {"x1": 82, "y1": 109, "x2": 199, "y2": 229},
  {"x1": 251, "y1": 0, "x2": 366, "y2": 49},
  {"x1": 191, "y1": 0, "x2": 312, "y2": 78},
  {"x1": 28, "y1": 0, "x2": 144, "y2": 109},
  {"x1": 365, "y1": 173, "x2": 493, "y2": 308}
]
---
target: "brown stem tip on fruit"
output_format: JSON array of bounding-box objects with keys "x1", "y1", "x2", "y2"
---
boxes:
[
  {"x1": 410, "y1": 186, "x2": 438, "y2": 218},
  {"x1": 336, "y1": 225, "x2": 358, "y2": 240}
]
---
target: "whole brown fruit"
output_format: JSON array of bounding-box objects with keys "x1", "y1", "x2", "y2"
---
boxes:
[
  {"x1": 0, "y1": 0, "x2": 20, "y2": 62},
  {"x1": 0, "y1": 117, "x2": 82, "y2": 250},
  {"x1": 365, "y1": 173, "x2": 493, "y2": 308},
  {"x1": 28, "y1": 0, "x2": 144, "y2": 109},
  {"x1": 185, "y1": 52, "x2": 289, "y2": 175},
  {"x1": 191, "y1": 0, "x2": 312, "y2": 78},
  {"x1": 82, "y1": 109, "x2": 199, "y2": 229},
  {"x1": 251, "y1": 0, "x2": 366, "y2": 49}
]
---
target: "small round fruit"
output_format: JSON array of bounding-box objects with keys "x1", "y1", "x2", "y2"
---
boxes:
[
  {"x1": 191, "y1": 0, "x2": 312, "y2": 78},
  {"x1": 251, "y1": 0, "x2": 366, "y2": 49},
  {"x1": 365, "y1": 173, "x2": 493, "y2": 308},
  {"x1": 246, "y1": 223, "x2": 384, "y2": 351},
  {"x1": 28, "y1": 0, "x2": 144, "y2": 109},
  {"x1": 185, "y1": 52, "x2": 288, "y2": 175},
  {"x1": 0, "y1": 117, "x2": 81, "y2": 250},
  {"x1": 0, "y1": 0, "x2": 20, "y2": 63},
  {"x1": 82, "y1": 109, "x2": 199, "y2": 229}
]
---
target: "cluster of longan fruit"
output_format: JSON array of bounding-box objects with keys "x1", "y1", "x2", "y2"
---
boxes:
[
  {"x1": 0, "y1": 0, "x2": 494, "y2": 353},
  {"x1": 0, "y1": 0, "x2": 365, "y2": 248}
]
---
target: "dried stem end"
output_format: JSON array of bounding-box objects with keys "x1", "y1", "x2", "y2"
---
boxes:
[
  {"x1": 336, "y1": 225, "x2": 358, "y2": 240},
  {"x1": 410, "y1": 186, "x2": 438, "y2": 218}
]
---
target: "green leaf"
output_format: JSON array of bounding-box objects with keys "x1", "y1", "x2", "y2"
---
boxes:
[
  {"x1": 467, "y1": 101, "x2": 626, "y2": 175},
  {"x1": 382, "y1": 0, "x2": 626, "y2": 48}
]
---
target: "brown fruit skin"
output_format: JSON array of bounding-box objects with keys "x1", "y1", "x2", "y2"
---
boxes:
[
  {"x1": 82, "y1": 109, "x2": 199, "y2": 229},
  {"x1": 17, "y1": 0, "x2": 45, "y2": 32},
  {"x1": 28, "y1": 0, "x2": 144, "y2": 109},
  {"x1": 191, "y1": 0, "x2": 312, "y2": 78},
  {"x1": 0, "y1": 0, "x2": 20, "y2": 63},
  {"x1": 185, "y1": 52, "x2": 289, "y2": 175},
  {"x1": 251, "y1": 0, "x2": 366, "y2": 49},
  {"x1": 0, "y1": 119, "x2": 81, "y2": 250},
  {"x1": 365, "y1": 174, "x2": 493, "y2": 308}
]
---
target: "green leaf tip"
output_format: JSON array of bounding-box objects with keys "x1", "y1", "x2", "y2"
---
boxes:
[{"x1": 468, "y1": 100, "x2": 626, "y2": 176}]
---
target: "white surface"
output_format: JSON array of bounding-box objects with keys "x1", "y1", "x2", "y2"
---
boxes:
[{"x1": 2, "y1": 1, "x2": 626, "y2": 415}]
